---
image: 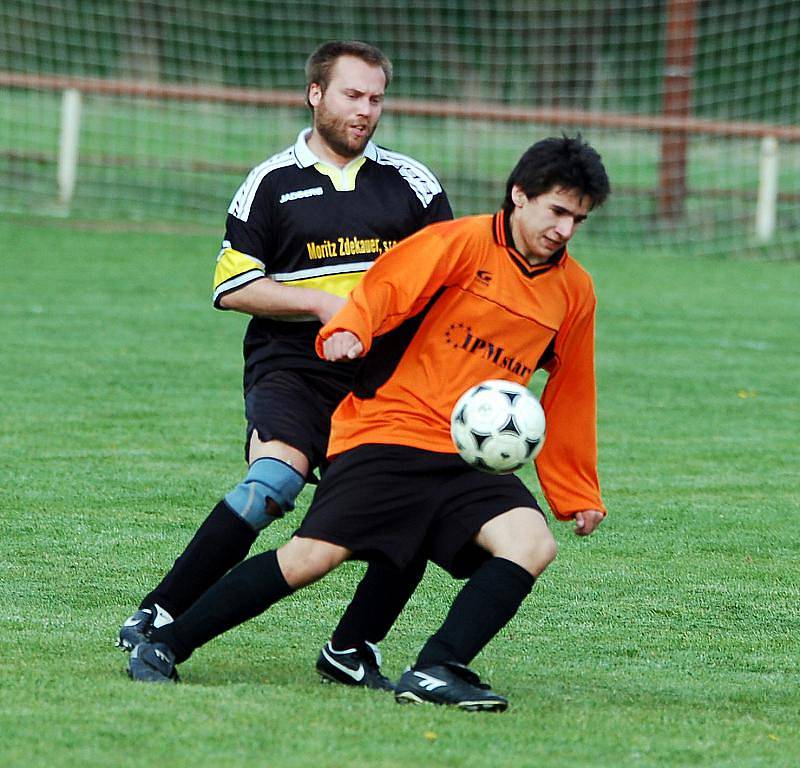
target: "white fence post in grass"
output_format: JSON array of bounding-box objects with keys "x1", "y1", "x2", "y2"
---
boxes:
[
  {"x1": 755, "y1": 135, "x2": 779, "y2": 244},
  {"x1": 57, "y1": 88, "x2": 82, "y2": 208}
]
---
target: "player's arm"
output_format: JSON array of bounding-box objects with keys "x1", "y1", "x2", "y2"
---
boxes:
[
  {"x1": 321, "y1": 330, "x2": 363, "y2": 361},
  {"x1": 213, "y1": 223, "x2": 345, "y2": 324},
  {"x1": 213, "y1": 171, "x2": 346, "y2": 324},
  {"x1": 219, "y1": 276, "x2": 346, "y2": 325},
  {"x1": 535, "y1": 286, "x2": 607, "y2": 526},
  {"x1": 321, "y1": 183, "x2": 455, "y2": 349},
  {"x1": 421, "y1": 188, "x2": 454, "y2": 226},
  {"x1": 574, "y1": 510, "x2": 604, "y2": 536},
  {"x1": 316, "y1": 222, "x2": 467, "y2": 360}
]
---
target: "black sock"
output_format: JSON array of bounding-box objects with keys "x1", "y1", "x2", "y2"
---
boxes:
[
  {"x1": 140, "y1": 500, "x2": 258, "y2": 617},
  {"x1": 415, "y1": 557, "x2": 535, "y2": 669},
  {"x1": 150, "y1": 549, "x2": 293, "y2": 664},
  {"x1": 330, "y1": 555, "x2": 427, "y2": 650}
]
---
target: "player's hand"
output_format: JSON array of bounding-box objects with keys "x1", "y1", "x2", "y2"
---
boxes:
[
  {"x1": 322, "y1": 331, "x2": 364, "y2": 361},
  {"x1": 574, "y1": 509, "x2": 604, "y2": 536},
  {"x1": 315, "y1": 293, "x2": 348, "y2": 324}
]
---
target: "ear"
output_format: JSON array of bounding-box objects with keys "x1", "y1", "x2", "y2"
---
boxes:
[
  {"x1": 511, "y1": 185, "x2": 528, "y2": 208},
  {"x1": 308, "y1": 83, "x2": 323, "y2": 108}
]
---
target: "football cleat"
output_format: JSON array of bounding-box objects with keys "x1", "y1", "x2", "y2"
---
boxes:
[
  {"x1": 127, "y1": 641, "x2": 179, "y2": 683},
  {"x1": 316, "y1": 641, "x2": 396, "y2": 692},
  {"x1": 394, "y1": 661, "x2": 508, "y2": 712},
  {"x1": 116, "y1": 604, "x2": 174, "y2": 652}
]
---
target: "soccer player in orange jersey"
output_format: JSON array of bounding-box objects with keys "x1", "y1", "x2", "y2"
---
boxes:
[{"x1": 129, "y1": 135, "x2": 611, "y2": 712}]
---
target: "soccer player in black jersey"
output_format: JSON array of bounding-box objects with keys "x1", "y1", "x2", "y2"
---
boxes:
[{"x1": 118, "y1": 40, "x2": 452, "y2": 689}]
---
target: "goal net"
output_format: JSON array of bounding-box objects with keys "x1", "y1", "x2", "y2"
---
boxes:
[{"x1": 1, "y1": 0, "x2": 798, "y2": 257}]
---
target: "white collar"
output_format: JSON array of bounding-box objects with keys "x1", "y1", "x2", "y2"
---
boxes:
[{"x1": 293, "y1": 127, "x2": 378, "y2": 168}]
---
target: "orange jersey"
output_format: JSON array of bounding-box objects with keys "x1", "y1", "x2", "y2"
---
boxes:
[{"x1": 316, "y1": 211, "x2": 604, "y2": 520}]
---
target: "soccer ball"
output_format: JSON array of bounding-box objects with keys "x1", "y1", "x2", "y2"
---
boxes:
[{"x1": 450, "y1": 379, "x2": 546, "y2": 474}]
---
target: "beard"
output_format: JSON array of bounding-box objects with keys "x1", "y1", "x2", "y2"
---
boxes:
[{"x1": 313, "y1": 101, "x2": 377, "y2": 160}]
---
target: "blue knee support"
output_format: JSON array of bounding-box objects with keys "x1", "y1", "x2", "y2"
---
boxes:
[{"x1": 224, "y1": 457, "x2": 305, "y2": 531}]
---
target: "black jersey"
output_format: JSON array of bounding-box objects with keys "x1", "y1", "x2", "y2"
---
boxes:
[{"x1": 213, "y1": 129, "x2": 453, "y2": 392}]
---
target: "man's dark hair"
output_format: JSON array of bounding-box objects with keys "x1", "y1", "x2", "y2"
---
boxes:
[
  {"x1": 502, "y1": 134, "x2": 611, "y2": 213},
  {"x1": 305, "y1": 41, "x2": 393, "y2": 109}
]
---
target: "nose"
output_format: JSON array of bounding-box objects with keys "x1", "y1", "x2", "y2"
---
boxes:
[
  {"x1": 356, "y1": 97, "x2": 377, "y2": 118},
  {"x1": 555, "y1": 217, "x2": 574, "y2": 239}
]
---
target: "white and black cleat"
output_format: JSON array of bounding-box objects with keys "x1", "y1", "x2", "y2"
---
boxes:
[
  {"x1": 394, "y1": 661, "x2": 508, "y2": 712},
  {"x1": 127, "y1": 641, "x2": 179, "y2": 683},
  {"x1": 316, "y1": 641, "x2": 396, "y2": 692},
  {"x1": 116, "y1": 604, "x2": 173, "y2": 651}
]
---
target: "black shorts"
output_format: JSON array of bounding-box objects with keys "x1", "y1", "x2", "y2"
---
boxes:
[
  {"x1": 244, "y1": 370, "x2": 350, "y2": 469},
  {"x1": 296, "y1": 444, "x2": 544, "y2": 579}
]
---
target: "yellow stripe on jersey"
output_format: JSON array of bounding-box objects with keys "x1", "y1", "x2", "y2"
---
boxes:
[
  {"x1": 314, "y1": 157, "x2": 366, "y2": 192},
  {"x1": 214, "y1": 247, "x2": 265, "y2": 291},
  {"x1": 282, "y1": 270, "x2": 367, "y2": 297}
]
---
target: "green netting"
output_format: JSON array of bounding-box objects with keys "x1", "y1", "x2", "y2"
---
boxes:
[{"x1": 1, "y1": 1, "x2": 798, "y2": 257}]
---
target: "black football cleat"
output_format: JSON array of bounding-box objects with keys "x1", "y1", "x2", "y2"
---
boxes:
[
  {"x1": 127, "y1": 641, "x2": 179, "y2": 683},
  {"x1": 116, "y1": 604, "x2": 174, "y2": 652},
  {"x1": 394, "y1": 661, "x2": 508, "y2": 711},
  {"x1": 316, "y1": 641, "x2": 396, "y2": 692}
]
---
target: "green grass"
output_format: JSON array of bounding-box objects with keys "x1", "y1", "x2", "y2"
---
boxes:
[{"x1": 0, "y1": 216, "x2": 798, "y2": 767}]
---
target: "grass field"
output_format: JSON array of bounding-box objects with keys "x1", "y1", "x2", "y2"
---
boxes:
[{"x1": 1, "y1": 216, "x2": 798, "y2": 767}]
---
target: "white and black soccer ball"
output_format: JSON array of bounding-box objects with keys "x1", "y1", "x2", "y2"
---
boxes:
[{"x1": 450, "y1": 379, "x2": 546, "y2": 474}]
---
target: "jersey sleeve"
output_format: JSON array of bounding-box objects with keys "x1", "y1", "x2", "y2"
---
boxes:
[
  {"x1": 421, "y1": 188, "x2": 454, "y2": 227},
  {"x1": 535, "y1": 285, "x2": 606, "y2": 520},
  {"x1": 212, "y1": 171, "x2": 275, "y2": 308},
  {"x1": 316, "y1": 221, "x2": 468, "y2": 356}
]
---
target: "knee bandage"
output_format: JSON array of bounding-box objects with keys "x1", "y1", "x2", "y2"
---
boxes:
[{"x1": 224, "y1": 457, "x2": 305, "y2": 531}]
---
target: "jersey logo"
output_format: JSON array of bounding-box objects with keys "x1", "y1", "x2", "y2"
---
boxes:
[
  {"x1": 444, "y1": 322, "x2": 534, "y2": 378},
  {"x1": 476, "y1": 270, "x2": 493, "y2": 286},
  {"x1": 279, "y1": 186, "x2": 324, "y2": 204}
]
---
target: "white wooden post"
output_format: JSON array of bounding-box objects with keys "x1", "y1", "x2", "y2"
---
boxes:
[
  {"x1": 58, "y1": 88, "x2": 82, "y2": 207},
  {"x1": 755, "y1": 135, "x2": 778, "y2": 244}
]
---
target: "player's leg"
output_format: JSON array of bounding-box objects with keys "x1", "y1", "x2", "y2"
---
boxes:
[
  {"x1": 128, "y1": 536, "x2": 350, "y2": 683},
  {"x1": 296, "y1": 445, "x2": 439, "y2": 691},
  {"x1": 117, "y1": 373, "x2": 314, "y2": 650},
  {"x1": 396, "y1": 468, "x2": 553, "y2": 711},
  {"x1": 127, "y1": 442, "x2": 432, "y2": 684},
  {"x1": 139, "y1": 433, "x2": 305, "y2": 609},
  {"x1": 316, "y1": 553, "x2": 427, "y2": 691},
  {"x1": 412, "y1": 508, "x2": 554, "y2": 669}
]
